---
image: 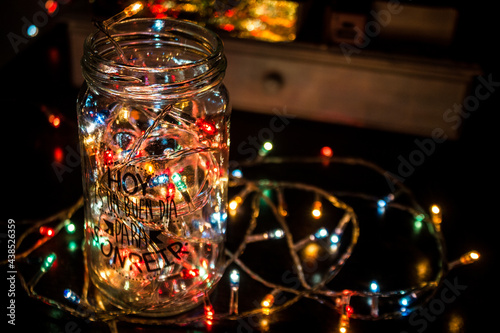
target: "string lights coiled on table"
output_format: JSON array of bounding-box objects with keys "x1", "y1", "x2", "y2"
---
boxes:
[{"x1": 3, "y1": 144, "x2": 480, "y2": 333}]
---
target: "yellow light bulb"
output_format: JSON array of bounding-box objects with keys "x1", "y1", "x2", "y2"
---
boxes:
[
  {"x1": 460, "y1": 251, "x2": 480, "y2": 265},
  {"x1": 263, "y1": 141, "x2": 273, "y2": 151},
  {"x1": 312, "y1": 200, "x2": 322, "y2": 219},
  {"x1": 430, "y1": 204, "x2": 442, "y2": 226},
  {"x1": 103, "y1": 1, "x2": 144, "y2": 27},
  {"x1": 280, "y1": 207, "x2": 288, "y2": 216},
  {"x1": 126, "y1": 2, "x2": 144, "y2": 16},
  {"x1": 261, "y1": 294, "x2": 274, "y2": 309},
  {"x1": 229, "y1": 200, "x2": 238, "y2": 210},
  {"x1": 145, "y1": 163, "x2": 154, "y2": 174},
  {"x1": 229, "y1": 196, "x2": 242, "y2": 211},
  {"x1": 339, "y1": 314, "x2": 350, "y2": 333}
]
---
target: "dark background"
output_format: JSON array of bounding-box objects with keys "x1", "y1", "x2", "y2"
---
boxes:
[{"x1": 1, "y1": 0, "x2": 498, "y2": 332}]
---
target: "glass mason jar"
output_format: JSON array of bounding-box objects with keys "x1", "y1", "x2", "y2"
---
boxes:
[{"x1": 76, "y1": 18, "x2": 230, "y2": 316}]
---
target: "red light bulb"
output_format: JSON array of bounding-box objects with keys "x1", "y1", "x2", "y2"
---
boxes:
[
  {"x1": 321, "y1": 146, "x2": 333, "y2": 158},
  {"x1": 166, "y1": 183, "x2": 176, "y2": 200},
  {"x1": 48, "y1": 114, "x2": 61, "y2": 128},
  {"x1": 45, "y1": 0, "x2": 58, "y2": 15},
  {"x1": 196, "y1": 119, "x2": 217, "y2": 136},
  {"x1": 345, "y1": 305, "x2": 354, "y2": 317},
  {"x1": 180, "y1": 268, "x2": 199, "y2": 279},
  {"x1": 40, "y1": 226, "x2": 55, "y2": 237},
  {"x1": 54, "y1": 147, "x2": 64, "y2": 163},
  {"x1": 204, "y1": 304, "x2": 214, "y2": 326},
  {"x1": 103, "y1": 150, "x2": 114, "y2": 165},
  {"x1": 52, "y1": 116, "x2": 61, "y2": 128}
]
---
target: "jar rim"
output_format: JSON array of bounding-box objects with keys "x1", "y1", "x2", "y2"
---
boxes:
[
  {"x1": 84, "y1": 18, "x2": 224, "y2": 72},
  {"x1": 81, "y1": 18, "x2": 227, "y2": 99}
]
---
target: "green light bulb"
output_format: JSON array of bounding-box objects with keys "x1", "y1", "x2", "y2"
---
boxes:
[
  {"x1": 171, "y1": 172, "x2": 188, "y2": 192},
  {"x1": 41, "y1": 253, "x2": 57, "y2": 272}
]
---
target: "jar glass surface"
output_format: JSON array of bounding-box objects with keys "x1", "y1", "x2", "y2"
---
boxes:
[{"x1": 76, "y1": 18, "x2": 230, "y2": 316}]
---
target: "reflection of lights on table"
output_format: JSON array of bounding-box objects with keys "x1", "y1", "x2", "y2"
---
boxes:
[{"x1": 204, "y1": 303, "x2": 214, "y2": 327}]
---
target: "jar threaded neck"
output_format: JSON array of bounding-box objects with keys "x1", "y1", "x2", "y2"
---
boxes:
[{"x1": 82, "y1": 18, "x2": 226, "y2": 100}]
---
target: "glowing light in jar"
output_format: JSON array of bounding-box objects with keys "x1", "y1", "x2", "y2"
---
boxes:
[
  {"x1": 171, "y1": 172, "x2": 188, "y2": 192},
  {"x1": 180, "y1": 268, "x2": 200, "y2": 279},
  {"x1": 197, "y1": 118, "x2": 218, "y2": 136}
]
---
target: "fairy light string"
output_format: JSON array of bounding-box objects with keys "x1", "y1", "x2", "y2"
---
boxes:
[
  {"x1": 93, "y1": 1, "x2": 145, "y2": 65},
  {"x1": 2, "y1": 140, "x2": 481, "y2": 332}
]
